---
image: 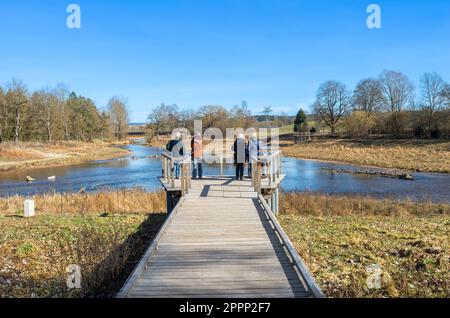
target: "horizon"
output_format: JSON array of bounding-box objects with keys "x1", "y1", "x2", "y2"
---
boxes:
[{"x1": 1, "y1": 0, "x2": 450, "y2": 122}]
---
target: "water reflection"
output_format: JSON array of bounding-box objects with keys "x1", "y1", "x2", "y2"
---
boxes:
[{"x1": 0, "y1": 144, "x2": 448, "y2": 203}]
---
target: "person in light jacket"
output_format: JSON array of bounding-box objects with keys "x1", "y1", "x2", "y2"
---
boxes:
[
  {"x1": 247, "y1": 133, "x2": 261, "y2": 178},
  {"x1": 165, "y1": 132, "x2": 185, "y2": 179},
  {"x1": 191, "y1": 132, "x2": 203, "y2": 179}
]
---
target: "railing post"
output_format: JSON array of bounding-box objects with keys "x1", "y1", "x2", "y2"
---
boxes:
[
  {"x1": 181, "y1": 162, "x2": 185, "y2": 196},
  {"x1": 162, "y1": 156, "x2": 166, "y2": 179},
  {"x1": 220, "y1": 156, "x2": 224, "y2": 176},
  {"x1": 165, "y1": 157, "x2": 169, "y2": 181},
  {"x1": 170, "y1": 160, "x2": 175, "y2": 188},
  {"x1": 256, "y1": 162, "x2": 262, "y2": 194},
  {"x1": 276, "y1": 154, "x2": 280, "y2": 178},
  {"x1": 251, "y1": 162, "x2": 256, "y2": 187},
  {"x1": 187, "y1": 160, "x2": 191, "y2": 191}
]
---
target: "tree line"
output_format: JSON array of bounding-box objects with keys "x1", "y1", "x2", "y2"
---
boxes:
[
  {"x1": 303, "y1": 70, "x2": 450, "y2": 138},
  {"x1": 0, "y1": 79, "x2": 129, "y2": 143},
  {"x1": 146, "y1": 102, "x2": 266, "y2": 139}
]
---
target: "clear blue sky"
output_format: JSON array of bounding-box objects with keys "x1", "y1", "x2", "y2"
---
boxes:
[{"x1": 1, "y1": 0, "x2": 449, "y2": 122}]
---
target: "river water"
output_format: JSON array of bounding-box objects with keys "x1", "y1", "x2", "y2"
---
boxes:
[{"x1": 0, "y1": 144, "x2": 449, "y2": 203}]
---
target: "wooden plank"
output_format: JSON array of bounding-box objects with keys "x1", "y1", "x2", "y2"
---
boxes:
[
  {"x1": 120, "y1": 175, "x2": 320, "y2": 299},
  {"x1": 116, "y1": 198, "x2": 185, "y2": 298},
  {"x1": 140, "y1": 271, "x2": 300, "y2": 280},
  {"x1": 130, "y1": 287, "x2": 304, "y2": 296},
  {"x1": 134, "y1": 278, "x2": 302, "y2": 286},
  {"x1": 130, "y1": 292, "x2": 305, "y2": 299}
]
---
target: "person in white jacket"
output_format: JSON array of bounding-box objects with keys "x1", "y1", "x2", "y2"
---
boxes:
[{"x1": 247, "y1": 133, "x2": 261, "y2": 178}]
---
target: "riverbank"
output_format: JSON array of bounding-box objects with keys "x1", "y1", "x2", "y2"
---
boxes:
[
  {"x1": 1, "y1": 190, "x2": 448, "y2": 298},
  {"x1": 0, "y1": 141, "x2": 130, "y2": 173},
  {"x1": 279, "y1": 192, "x2": 449, "y2": 298},
  {"x1": 0, "y1": 190, "x2": 166, "y2": 298},
  {"x1": 280, "y1": 138, "x2": 450, "y2": 173}
]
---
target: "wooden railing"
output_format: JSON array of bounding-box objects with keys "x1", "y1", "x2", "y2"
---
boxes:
[
  {"x1": 252, "y1": 150, "x2": 282, "y2": 194},
  {"x1": 162, "y1": 149, "x2": 281, "y2": 195},
  {"x1": 161, "y1": 152, "x2": 192, "y2": 196},
  {"x1": 257, "y1": 194, "x2": 325, "y2": 298}
]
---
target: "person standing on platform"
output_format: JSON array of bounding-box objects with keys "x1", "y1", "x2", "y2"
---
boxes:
[
  {"x1": 233, "y1": 133, "x2": 247, "y2": 181},
  {"x1": 191, "y1": 132, "x2": 204, "y2": 179}
]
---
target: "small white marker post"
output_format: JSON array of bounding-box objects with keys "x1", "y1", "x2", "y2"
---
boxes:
[{"x1": 24, "y1": 200, "x2": 35, "y2": 218}]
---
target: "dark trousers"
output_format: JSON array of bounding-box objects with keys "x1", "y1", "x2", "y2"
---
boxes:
[
  {"x1": 236, "y1": 163, "x2": 244, "y2": 180},
  {"x1": 192, "y1": 161, "x2": 203, "y2": 179}
]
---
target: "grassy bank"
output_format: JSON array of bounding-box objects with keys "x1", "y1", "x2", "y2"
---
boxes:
[
  {"x1": 279, "y1": 193, "x2": 449, "y2": 298},
  {"x1": 281, "y1": 138, "x2": 450, "y2": 173},
  {"x1": 0, "y1": 190, "x2": 166, "y2": 298},
  {"x1": 2, "y1": 189, "x2": 449, "y2": 298},
  {"x1": 0, "y1": 141, "x2": 130, "y2": 173}
]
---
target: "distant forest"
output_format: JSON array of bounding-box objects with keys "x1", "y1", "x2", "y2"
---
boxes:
[{"x1": 0, "y1": 80, "x2": 129, "y2": 143}]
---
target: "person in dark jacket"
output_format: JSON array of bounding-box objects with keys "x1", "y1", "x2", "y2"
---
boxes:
[
  {"x1": 233, "y1": 133, "x2": 247, "y2": 181},
  {"x1": 166, "y1": 132, "x2": 185, "y2": 179}
]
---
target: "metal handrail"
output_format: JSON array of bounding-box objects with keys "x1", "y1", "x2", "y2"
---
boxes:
[{"x1": 257, "y1": 194, "x2": 325, "y2": 298}]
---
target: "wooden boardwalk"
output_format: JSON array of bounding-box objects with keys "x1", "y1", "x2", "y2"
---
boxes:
[{"x1": 118, "y1": 177, "x2": 323, "y2": 298}]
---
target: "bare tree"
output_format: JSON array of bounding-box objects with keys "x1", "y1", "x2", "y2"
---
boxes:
[
  {"x1": 31, "y1": 89, "x2": 58, "y2": 142},
  {"x1": 6, "y1": 80, "x2": 28, "y2": 143},
  {"x1": 197, "y1": 105, "x2": 229, "y2": 131},
  {"x1": 442, "y1": 84, "x2": 450, "y2": 107},
  {"x1": 314, "y1": 81, "x2": 351, "y2": 133},
  {"x1": 147, "y1": 103, "x2": 180, "y2": 138},
  {"x1": 352, "y1": 78, "x2": 384, "y2": 135},
  {"x1": 420, "y1": 72, "x2": 448, "y2": 132},
  {"x1": 107, "y1": 96, "x2": 130, "y2": 140},
  {"x1": 54, "y1": 83, "x2": 71, "y2": 141},
  {"x1": 379, "y1": 70, "x2": 415, "y2": 134},
  {"x1": 0, "y1": 86, "x2": 6, "y2": 143},
  {"x1": 231, "y1": 102, "x2": 252, "y2": 129},
  {"x1": 262, "y1": 106, "x2": 273, "y2": 128},
  {"x1": 353, "y1": 78, "x2": 384, "y2": 114}
]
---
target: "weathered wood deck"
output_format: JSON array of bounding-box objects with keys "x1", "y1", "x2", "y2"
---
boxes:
[{"x1": 118, "y1": 177, "x2": 323, "y2": 298}]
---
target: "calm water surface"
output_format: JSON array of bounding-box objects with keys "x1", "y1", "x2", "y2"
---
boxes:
[{"x1": 0, "y1": 144, "x2": 449, "y2": 203}]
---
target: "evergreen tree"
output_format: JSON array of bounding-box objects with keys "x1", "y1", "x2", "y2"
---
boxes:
[{"x1": 294, "y1": 109, "x2": 307, "y2": 132}]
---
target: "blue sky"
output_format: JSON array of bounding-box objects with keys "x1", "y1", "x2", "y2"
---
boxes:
[{"x1": 0, "y1": 0, "x2": 449, "y2": 122}]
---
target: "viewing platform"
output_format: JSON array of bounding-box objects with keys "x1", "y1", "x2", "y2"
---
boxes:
[{"x1": 118, "y1": 151, "x2": 323, "y2": 298}]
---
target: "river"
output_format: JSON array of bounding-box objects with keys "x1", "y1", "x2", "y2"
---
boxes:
[{"x1": 0, "y1": 144, "x2": 449, "y2": 203}]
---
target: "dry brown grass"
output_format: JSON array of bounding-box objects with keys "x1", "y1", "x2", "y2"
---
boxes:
[
  {"x1": 281, "y1": 138, "x2": 450, "y2": 173},
  {"x1": 0, "y1": 190, "x2": 167, "y2": 298},
  {"x1": 279, "y1": 192, "x2": 450, "y2": 298},
  {"x1": 0, "y1": 141, "x2": 129, "y2": 172},
  {"x1": 280, "y1": 192, "x2": 450, "y2": 217},
  {"x1": 0, "y1": 189, "x2": 166, "y2": 216}
]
